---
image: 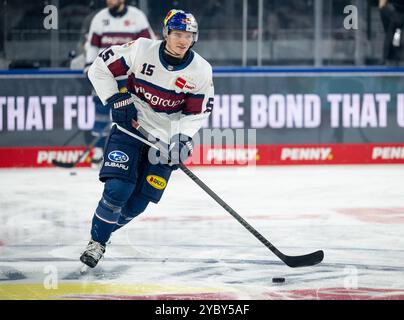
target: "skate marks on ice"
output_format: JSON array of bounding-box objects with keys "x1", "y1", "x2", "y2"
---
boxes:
[
  {"x1": 1, "y1": 243, "x2": 404, "y2": 300},
  {"x1": 1, "y1": 166, "x2": 404, "y2": 299},
  {"x1": 1, "y1": 225, "x2": 404, "y2": 299},
  {"x1": 1, "y1": 224, "x2": 404, "y2": 299}
]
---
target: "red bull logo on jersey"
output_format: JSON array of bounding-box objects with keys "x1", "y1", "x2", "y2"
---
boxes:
[
  {"x1": 147, "y1": 175, "x2": 167, "y2": 190},
  {"x1": 175, "y1": 77, "x2": 186, "y2": 89},
  {"x1": 175, "y1": 77, "x2": 196, "y2": 90}
]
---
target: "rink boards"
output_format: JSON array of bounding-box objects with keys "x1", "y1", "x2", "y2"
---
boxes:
[
  {"x1": 1, "y1": 68, "x2": 404, "y2": 168},
  {"x1": 2, "y1": 143, "x2": 404, "y2": 168}
]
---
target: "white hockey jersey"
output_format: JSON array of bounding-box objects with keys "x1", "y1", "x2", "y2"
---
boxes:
[
  {"x1": 88, "y1": 38, "x2": 214, "y2": 143},
  {"x1": 85, "y1": 6, "x2": 155, "y2": 65}
]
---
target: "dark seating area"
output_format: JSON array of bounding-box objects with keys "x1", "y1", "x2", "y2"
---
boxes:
[{"x1": 0, "y1": 0, "x2": 402, "y2": 68}]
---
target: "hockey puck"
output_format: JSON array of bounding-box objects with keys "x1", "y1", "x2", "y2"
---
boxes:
[
  {"x1": 70, "y1": 171, "x2": 77, "y2": 176},
  {"x1": 272, "y1": 277, "x2": 285, "y2": 283}
]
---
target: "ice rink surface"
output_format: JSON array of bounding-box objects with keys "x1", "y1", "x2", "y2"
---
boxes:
[{"x1": 1, "y1": 165, "x2": 404, "y2": 300}]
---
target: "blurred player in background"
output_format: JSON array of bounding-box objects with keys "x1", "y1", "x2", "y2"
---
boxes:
[
  {"x1": 85, "y1": 0, "x2": 155, "y2": 165},
  {"x1": 80, "y1": 9, "x2": 214, "y2": 268},
  {"x1": 378, "y1": 0, "x2": 404, "y2": 65}
]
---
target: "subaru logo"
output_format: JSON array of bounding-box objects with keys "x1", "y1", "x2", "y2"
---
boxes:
[{"x1": 108, "y1": 150, "x2": 129, "y2": 163}]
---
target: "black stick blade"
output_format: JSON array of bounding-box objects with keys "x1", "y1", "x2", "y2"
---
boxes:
[
  {"x1": 283, "y1": 250, "x2": 324, "y2": 268},
  {"x1": 52, "y1": 159, "x2": 77, "y2": 168}
]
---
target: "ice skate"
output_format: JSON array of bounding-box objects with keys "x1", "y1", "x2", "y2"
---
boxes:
[{"x1": 80, "y1": 239, "x2": 106, "y2": 268}]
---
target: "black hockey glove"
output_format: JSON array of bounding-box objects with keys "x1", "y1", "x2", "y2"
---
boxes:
[
  {"x1": 167, "y1": 134, "x2": 194, "y2": 170},
  {"x1": 107, "y1": 92, "x2": 137, "y2": 131}
]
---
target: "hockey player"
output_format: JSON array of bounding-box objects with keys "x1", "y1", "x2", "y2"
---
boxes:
[
  {"x1": 80, "y1": 9, "x2": 214, "y2": 268},
  {"x1": 85, "y1": 0, "x2": 155, "y2": 165}
]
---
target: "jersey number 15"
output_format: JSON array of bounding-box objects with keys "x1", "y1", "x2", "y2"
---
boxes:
[{"x1": 140, "y1": 63, "x2": 155, "y2": 76}]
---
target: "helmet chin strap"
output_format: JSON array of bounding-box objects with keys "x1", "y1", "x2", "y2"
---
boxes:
[
  {"x1": 163, "y1": 40, "x2": 186, "y2": 58},
  {"x1": 163, "y1": 41, "x2": 190, "y2": 65}
]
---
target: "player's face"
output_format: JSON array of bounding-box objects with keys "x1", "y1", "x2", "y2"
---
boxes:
[{"x1": 166, "y1": 30, "x2": 194, "y2": 58}]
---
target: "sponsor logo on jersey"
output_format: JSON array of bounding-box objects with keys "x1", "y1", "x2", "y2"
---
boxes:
[
  {"x1": 175, "y1": 77, "x2": 186, "y2": 89},
  {"x1": 104, "y1": 162, "x2": 129, "y2": 170},
  {"x1": 280, "y1": 147, "x2": 333, "y2": 161},
  {"x1": 175, "y1": 77, "x2": 196, "y2": 90},
  {"x1": 372, "y1": 146, "x2": 404, "y2": 160},
  {"x1": 134, "y1": 85, "x2": 185, "y2": 107},
  {"x1": 146, "y1": 175, "x2": 167, "y2": 190},
  {"x1": 108, "y1": 150, "x2": 129, "y2": 163}
]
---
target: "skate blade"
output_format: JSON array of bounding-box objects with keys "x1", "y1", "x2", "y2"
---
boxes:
[{"x1": 80, "y1": 264, "x2": 90, "y2": 274}]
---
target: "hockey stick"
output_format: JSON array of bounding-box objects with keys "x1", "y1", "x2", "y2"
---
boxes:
[
  {"x1": 53, "y1": 123, "x2": 112, "y2": 168},
  {"x1": 52, "y1": 134, "x2": 102, "y2": 168},
  {"x1": 118, "y1": 122, "x2": 324, "y2": 268}
]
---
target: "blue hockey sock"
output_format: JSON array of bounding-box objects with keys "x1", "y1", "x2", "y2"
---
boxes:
[
  {"x1": 112, "y1": 196, "x2": 150, "y2": 232},
  {"x1": 112, "y1": 214, "x2": 133, "y2": 232},
  {"x1": 91, "y1": 196, "x2": 122, "y2": 245},
  {"x1": 90, "y1": 178, "x2": 136, "y2": 245}
]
